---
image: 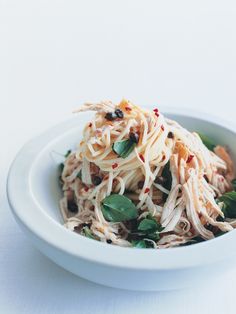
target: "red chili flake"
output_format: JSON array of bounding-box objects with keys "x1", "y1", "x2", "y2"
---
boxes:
[
  {"x1": 125, "y1": 106, "x2": 132, "y2": 111},
  {"x1": 112, "y1": 163, "x2": 118, "y2": 169},
  {"x1": 155, "y1": 112, "x2": 159, "y2": 118},
  {"x1": 153, "y1": 108, "x2": 159, "y2": 113},
  {"x1": 139, "y1": 154, "x2": 145, "y2": 162},
  {"x1": 84, "y1": 186, "x2": 89, "y2": 192},
  {"x1": 161, "y1": 125, "x2": 165, "y2": 131},
  {"x1": 220, "y1": 177, "x2": 224, "y2": 182},
  {"x1": 162, "y1": 155, "x2": 166, "y2": 161},
  {"x1": 144, "y1": 188, "x2": 150, "y2": 194},
  {"x1": 187, "y1": 154, "x2": 194, "y2": 163},
  {"x1": 88, "y1": 122, "x2": 92, "y2": 127}
]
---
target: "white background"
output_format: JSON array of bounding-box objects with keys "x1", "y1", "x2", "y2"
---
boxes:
[{"x1": 1, "y1": 1, "x2": 236, "y2": 313}]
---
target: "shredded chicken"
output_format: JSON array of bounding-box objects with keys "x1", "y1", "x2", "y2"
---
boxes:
[
  {"x1": 214, "y1": 145, "x2": 235, "y2": 182},
  {"x1": 59, "y1": 100, "x2": 236, "y2": 249}
]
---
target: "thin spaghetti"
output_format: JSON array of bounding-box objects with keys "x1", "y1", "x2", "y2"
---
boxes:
[{"x1": 59, "y1": 100, "x2": 236, "y2": 248}]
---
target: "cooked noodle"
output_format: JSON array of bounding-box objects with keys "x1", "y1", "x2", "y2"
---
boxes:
[{"x1": 59, "y1": 100, "x2": 236, "y2": 248}]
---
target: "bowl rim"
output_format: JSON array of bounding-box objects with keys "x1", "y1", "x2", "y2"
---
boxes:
[{"x1": 7, "y1": 107, "x2": 236, "y2": 271}]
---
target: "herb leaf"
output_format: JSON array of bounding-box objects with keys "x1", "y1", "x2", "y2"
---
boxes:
[
  {"x1": 81, "y1": 226, "x2": 95, "y2": 239},
  {"x1": 145, "y1": 233, "x2": 160, "y2": 241},
  {"x1": 131, "y1": 239, "x2": 155, "y2": 248},
  {"x1": 179, "y1": 236, "x2": 204, "y2": 246},
  {"x1": 161, "y1": 162, "x2": 172, "y2": 201},
  {"x1": 101, "y1": 194, "x2": 138, "y2": 222},
  {"x1": 219, "y1": 191, "x2": 236, "y2": 218},
  {"x1": 112, "y1": 139, "x2": 136, "y2": 158},
  {"x1": 231, "y1": 179, "x2": 236, "y2": 191},
  {"x1": 77, "y1": 170, "x2": 82, "y2": 179},
  {"x1": 59, "y1": 150, "x2": 71, "y2": 177},
  {"x1": 131, "y1": 216, "x2": 164, "y2": 242},
  {"x1": 192, "y1": 236, "x2": 205, "y2": 243},
  {"x1": 220, "y1": 191, "x2": 236, "y2": 202},
  {"x1": 58, "y1": 163, "x2": 64, "y2": 186},
  {"x1": 65, "y1": 150, "x2": 72, "y2": 158},
  {"x1": 215, "y1": 231, "x2": 226, "y2": 237},
  {"x1": 59, "y1": 163, "x2": 64, "y2": 173},
  {"x1": 162, "y1": 161, "x2": 172, "y2": 190},
  {"x1": 132, "y1": 240, "x2": 147, "y2": 248},
  {"x1": 138, "y1": 218, "x2": 163, "y2": 233},
  {"x1": 198, "y1": 133, "x2": 216, "y2": 151}
]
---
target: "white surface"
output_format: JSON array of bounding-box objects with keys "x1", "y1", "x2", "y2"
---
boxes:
[{"x1": 1, "y1": 0, "x2": 236, "y2": 312}]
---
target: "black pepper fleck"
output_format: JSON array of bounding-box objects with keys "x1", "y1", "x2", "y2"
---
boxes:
[
  {"x1": 138, "y1": 180, "x2": 144, "y2": 189},
  {"x1": 74, "y1": 225, "x2": 82, "y2": 233},
  {"x1": 92, "y1": 175, "x2": 102, "y2": 186},
  {"x1": 203, "y1": 174, "x2": 209, "y2": 183},
  {"x1": 67, "y1": 200, "x2": 78, "y2": 213},
  {"x1": 105, "y1": 112, "x2": 117, "y2": 121},
  {"x1": 106, "y1": 239, "x2": 112, "y2": 244},
  {"x1": 81, "y1": 222, "x2": 91, "y2": 228},
  {"x1": 125, "y1": 219, "x2": 138, "y2": 231},
  {"x1": 114, "y1": 109, "x2": 124, "y2": 118},
  {"x1": 167, "y1": 131, "x2": 174, "y2": 139},
  {"x1": 74, "y1": 223, "x2": 91, "y2": 233},
  {"x1": 129, "y1": 132, "x2": 139, "y2": 143}
]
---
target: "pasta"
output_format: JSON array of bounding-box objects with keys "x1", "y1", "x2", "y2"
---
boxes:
[{"x1": 59, "y1": 99, "x2": 236, "y2": 248}]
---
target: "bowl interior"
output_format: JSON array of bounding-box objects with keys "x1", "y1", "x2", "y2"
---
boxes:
[
  {"x1": 8, "y1": 109, "x2": 236, "y2": 271},
  {"x1": 30, "y1": 112, "x2": 236, "y2": 224}
]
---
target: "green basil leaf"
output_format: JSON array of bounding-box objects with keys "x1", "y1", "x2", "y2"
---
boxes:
[
  {"x1": 232, "y1": 179, "x2": 236, "y2": 191},
  {"x1": 220, "y1": 191, "x2": 236, "y2": 202},
  {"x1": 132, "y1": 240, "x2": 147, "y2": 248},
  {"x1": 219, "y1": 191, "x2": 236, "y2": 218},
  {"x1": 101, "y1": 194, "x2": 138, "y2": 222},
  {"x1": 58, "y1": 163, "x2": 64, "y2": 173},
  {"x1": 81, "y1": 226, "x2": 95, "y2": 239},
  {"x1": 216, "y1": 213, "x2": 225, "y2": 222},
  {"x1": 131, "y1": 239, "x2": 155, "y2": 248},
  {"x1": 135, "y1": 217, "x2": 163, "y2": 242},
  {"x1": 77, "y1": 170, "x2": 82, "y2": 179},
  {"x1": 145, "y1": 232, "x2": 160, "y2": 241},
  {"x1": 180, "y1": 236, "x2": 205, "y2": 246},
  {"x1": 198, "y1": 133, "x2": 216, "y2": 151},
  {"x1": 128, "y1": 231, "x2": 160, "y2": 242},
  {"x1": 138, "y1": 218, "x2": 162, "y2": 233},
  {"x1": 162, "y1": 161, "x2": 172, "y2": 191},
  {"x1": 65, "y1": 149, "x2": 72, "y2": 158},
  {"x1": 215, "y1": 231, "x2": 226, "y2": 238},
  {"x1": 192, "y1": 236, "x2": 205, "y2": 243},
  {"x1": 221, "y1": 204, "x2": 236, "y2": 218},
  {"x1": 112, "y1": 139, "x2": 136, "y2": 158}
]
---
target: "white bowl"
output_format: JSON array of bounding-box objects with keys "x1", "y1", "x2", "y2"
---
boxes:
[{"x1": 7, "y1": 108, "x2": 236, "y2": 291}]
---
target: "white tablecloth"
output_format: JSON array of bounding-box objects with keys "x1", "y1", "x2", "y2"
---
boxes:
[{"x1": 1, "y1": 1, "x2": 236, "y2": 313}]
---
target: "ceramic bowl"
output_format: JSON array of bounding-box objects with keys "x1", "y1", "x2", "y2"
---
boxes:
[{"x1": 7, "y1": 108, "x2": 236, "y2": 291}]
